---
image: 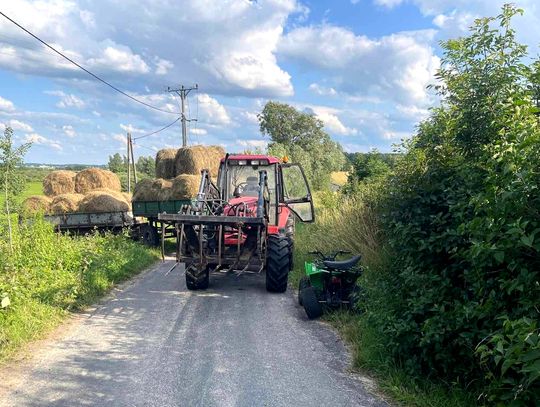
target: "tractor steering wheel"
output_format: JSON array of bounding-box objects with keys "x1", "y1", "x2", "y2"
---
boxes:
[{"x1": 233, "y1": 182, "x2": 249, "y2": 197}]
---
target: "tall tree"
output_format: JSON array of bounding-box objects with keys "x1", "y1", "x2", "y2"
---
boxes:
[
  {"x1": 108, "y1": 153, "x2": 125, "y2": 173},
  {"x1": 136, "y1": 155, "x2": 155, "y2": 176},
  {"x1": 258, "y1": 101, "x2": 345, "y2": 190},
  {"x1": 0, "y1": 127, "x2": 31, "y2": 253}
]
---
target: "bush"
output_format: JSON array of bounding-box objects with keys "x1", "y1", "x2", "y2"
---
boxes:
[{"x1": 362, "y1": 6, "x2": 540, "y2": 404}]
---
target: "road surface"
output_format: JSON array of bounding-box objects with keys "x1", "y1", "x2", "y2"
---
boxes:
[{"x1": 1, "y1": 259, "x2": 386, "y2": 407}]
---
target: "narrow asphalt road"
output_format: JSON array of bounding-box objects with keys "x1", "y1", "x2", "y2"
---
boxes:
[{"x1": 1, "y1": 259, "x2": 386, "y2": 407}]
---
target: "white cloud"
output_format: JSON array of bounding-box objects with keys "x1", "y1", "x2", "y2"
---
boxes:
[
  {"x1": 0, "y1": 96, "x2": 15, "y2": 112},
  {"x1": 240, "y1": 110, "x2": 259, "y2": 124},
  {"x1": 5, "y1": 119, "x2": 33, "y2": 132},
  {"x1": 24, "y1": 133, "x2": 62, "y2": 150},
  {"x1": 0, "y1": 0, "x2": 301, "y2": 97},
  {"x1": 46, "y1": 91, "x2": 86, "y2": 109},
  {"x1": 237, "y1": 139, "x2": 268, "y2": 149},
  {"x1": 197, "y1": 94, "x2": 231, "y2": 125},
  {"x1": 190, "y1": 128, "x2": 207, "y2": 136},
  {"x1": 120, "y1": 123, "x2": 145, "y2": 134},
  {"x1": 88, "y1": 43, "x2": 150, "y2": 74},
  {"x1": 374, "y1": 0, "x2": 404, "y2": 8},
  {"x1": 279, "y1": 25, "x2": 440, "y2": 106},
  {"x1": 305, "y1": 106, "x2": 358, "y2": 136},
  {"x1": 62, "y1": 125, "x2": 76, "y2": 138},
  {"x1": 155, "y1": 58, "x2": 174, "y2": 75},
  {"x1": 308, "y1": 83, "x2": 337, "y2": 96}
]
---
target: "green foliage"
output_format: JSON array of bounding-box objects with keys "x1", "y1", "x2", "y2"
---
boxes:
[
  {"x1": 0, "y1": 218, "x2": 159, "y2": 361},
  {"x1": 297, "y1": 5, "x2": 539, "y2": 405},
  {"x1": 259, "y1": 101, "x2": 346, "y2": 190},
  {"x1": 136, "y1": 155, "x2": 155, "y2": 176},
  {"x1": 357, "y1": 5, "x2": 540, "y2": 405},
  {"x1": 344, "y1": 150, "x2": 395, "y2": 194},
  {"x1": 108, "y1": 152, "x2": 127, "y2": 173},
  {"x1": 477, "y1": 318, "x2": 540, "y2": 405}
]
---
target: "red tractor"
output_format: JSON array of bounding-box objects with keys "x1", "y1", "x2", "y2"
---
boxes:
[{"x1": 159, "y1": 154, "x2": 314, "y2": 292}]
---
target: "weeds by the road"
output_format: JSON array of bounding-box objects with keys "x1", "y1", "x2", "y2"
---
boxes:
[
  {"x1": 0, "y1": 218, "x2": 159, "y2": 362},
  {"x1": 292, "y1": 203, "x2": 476, "y2": 407}
]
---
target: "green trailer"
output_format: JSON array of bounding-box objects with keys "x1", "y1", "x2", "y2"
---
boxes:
[{"x1": 131, "y1": 199, "x2": 193, "y2": 246}]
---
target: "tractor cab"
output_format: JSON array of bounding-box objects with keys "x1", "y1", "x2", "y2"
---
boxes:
[{"x1": 217, "y1": 154, "x2": 314, "y2": 224}]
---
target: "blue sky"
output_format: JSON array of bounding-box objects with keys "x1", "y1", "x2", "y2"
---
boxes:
[{"x1": 0, "y1": 0, "x2": 539, "y2": 164}]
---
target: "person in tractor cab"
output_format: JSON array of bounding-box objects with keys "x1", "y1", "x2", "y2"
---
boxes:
[{"x1": 233, "y1": 175, "x2": 260, "y2": 197}]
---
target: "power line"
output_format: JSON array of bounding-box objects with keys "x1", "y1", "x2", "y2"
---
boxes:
[
  {"x1": 133, "y1": 117, "x2": 181, "y2": 140},
  {"x1": 0, "y1": 11, "x2": 179, "y2": 115}
]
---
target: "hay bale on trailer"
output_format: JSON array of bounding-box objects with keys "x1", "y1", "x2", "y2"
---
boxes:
[
  {"x1": 132, "y1": 178, "x2": 172, "y2": 201},
  {"x1": 49, "y1": 193, "x2": 84, "y2": 214},
  {"x1": 75, "y1": 168, "x2": 121, "y2": 194},
  {"x1": 42, "y1": 170, "x2": 76, "y2": 196},
  {"x1": 170, "y1": 174, "x2": 200, "y2": 200},
  {"x1": 175, "y1": 145, "x2": 225, "y2": 178},
  {"x1": 79, "y1": 189, "x2": 130, "y2": 213},
  {"x1": 155, "y1": 148, "x2": 177, "y2": 179},
  {"x1": 21, "y1": 195, "x2": 52, "y2": 216}
]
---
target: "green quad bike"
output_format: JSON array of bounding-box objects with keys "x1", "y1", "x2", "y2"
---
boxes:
[{"x1": 298, "y1": 250, "x2": 363, "y2": 319}]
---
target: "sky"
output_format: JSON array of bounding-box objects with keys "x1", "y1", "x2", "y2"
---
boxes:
[{"x1": 0, "y1": 0, "x2": 539, "y2": 164}]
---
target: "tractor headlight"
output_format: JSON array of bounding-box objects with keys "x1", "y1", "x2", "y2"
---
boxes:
[
  {"x1": 250, "y1": 160, "x2": 260, "y2": 166},
  {"x1": 237, "y1": 160, "x2": 248, "y2": 165}
]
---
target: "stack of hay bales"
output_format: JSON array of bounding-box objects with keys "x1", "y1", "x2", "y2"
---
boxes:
[
  {"x1": 133, "y1": 145, "x2": 224, "y2": 202},
  {"x1": 21, "y1": 168, "x2": 130, "y2": 216}
]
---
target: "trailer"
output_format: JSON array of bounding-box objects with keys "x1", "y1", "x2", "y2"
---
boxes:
[
  {"x1": 42, "y1": 211, "x2": 134, "y2": 233},
  {"x1": 131, "y1": 198, "x2": 193, "y2": 246}
]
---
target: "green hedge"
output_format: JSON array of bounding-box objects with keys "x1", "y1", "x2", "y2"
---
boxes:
[{"x1": 0, "y1": 218, "x2": 159, "y2": 361}]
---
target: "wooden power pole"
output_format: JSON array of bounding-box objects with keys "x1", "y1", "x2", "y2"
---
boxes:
[{"x1": 167, "y1": 84, "x2": 198, "y2": 147}]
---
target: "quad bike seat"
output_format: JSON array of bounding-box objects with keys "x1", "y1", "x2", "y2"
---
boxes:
[{"x1": 323, "y1": 255, "x2": 362, "y2": 271}]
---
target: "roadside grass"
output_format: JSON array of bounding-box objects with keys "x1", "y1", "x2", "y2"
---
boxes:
[
  {"x1": 291, "y1": 202, "x2": 477, "y2": 407},
  {"x1": 0, "y1": 218, "x2": 160, "y2": 362},
  {"x1": 0, "y1": 181, "x2": 43, "y2": 209}
]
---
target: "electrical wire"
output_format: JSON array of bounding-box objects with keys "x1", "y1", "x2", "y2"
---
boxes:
[
  {"x1": 133, "y1": 117, "x2": 181, "y2": 140},
  {"x1": 0, "y1": 11, "x2": 179, "y2": 115}
]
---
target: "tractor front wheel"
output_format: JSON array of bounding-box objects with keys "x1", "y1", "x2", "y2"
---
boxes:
[
  {"x1": 266, "y1": 235, "x2": 290, "y2": 293},
  {"x1": 186, "y1": 265, "x2": 209, "y2": 290}
]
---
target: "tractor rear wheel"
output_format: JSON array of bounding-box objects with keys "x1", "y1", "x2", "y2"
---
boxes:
[
  {"x1": 186, "y1": 265, "x2": 209, "y2": 290},
  {"x1": 266, "y1": 235, "x2": 290, "y2": 293},
  {"x1": 298, "y1": 276, "x2": 310, "y2": 305},
  {"x1": 301, "y1": 286, "x2": 323, "y2": 319}
]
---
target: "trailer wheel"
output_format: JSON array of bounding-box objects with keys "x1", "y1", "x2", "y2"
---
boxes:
[
  {"x1": 186, "y1": 265, "x2": 209, "y2": 290},
  {"x1": 139, "y1": 223, "x2": 159, "y2": 247},
  {"x1": 266, "y1": 235, "x2": 290, "y2": 293},
  {"x1": 298, "y1": 276, "x2": 310, "y2": 305},
  {"x1": 301, "y1": 286, "x2": 323, "y2": 319}
]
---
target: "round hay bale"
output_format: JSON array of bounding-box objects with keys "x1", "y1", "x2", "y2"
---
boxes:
[
  {"x1": 155, "y1": 148, "x2": 177, "y2": 179},
  {"x1": 75, "y1": 168, "x2": 121, "y2": 194},
  {"x1": 21, "y1": 195, "x2": 51, "y2": 216},
  {"x1": 122, "y1": 192, "x2": 133, "y2": 211},
  {"x1": 171, "y1": 174, "x2": 200, "y2": 200},
  {"x1": 49, "y1": 193, "x2": 84, "y2": 214},
  {"x1": 175, "y1": 145, "x2": 225, "y2": 178},
  {"x1": 42, "y1": 170, "x2": 76, "y2": 196},
  {"x1": 132, "y1": 178, "x2": 173, "y2": 202},
  {"x1": 78, "y1": 189, "x2": 130, "y2": 213}
]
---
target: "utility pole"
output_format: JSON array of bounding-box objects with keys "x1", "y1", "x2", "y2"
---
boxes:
[
  {"x1": 127, "y1": 132, "x2": 131, "y2": 193},
  {"x1": 167, "y1": 84, "x2": 198, "y2": 147}
]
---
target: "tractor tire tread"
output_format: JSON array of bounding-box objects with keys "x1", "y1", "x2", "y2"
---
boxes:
[{"x1": 266, "y1": 235, "x2": 290, "y2": 293}]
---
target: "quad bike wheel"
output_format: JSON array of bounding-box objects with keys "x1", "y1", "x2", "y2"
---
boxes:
[
  {"x1": 298, "y1": 276, "x2": 311, "y2": 306},
  {"x1": 186, "y1": 265, "x2": 210, "y2": 290},
  {"x1": 301, "y1": 286, "x2": 323, "y2": 319},
  {"x1": 266, "y1": 235, "x2": 290, "y2": 293}
]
